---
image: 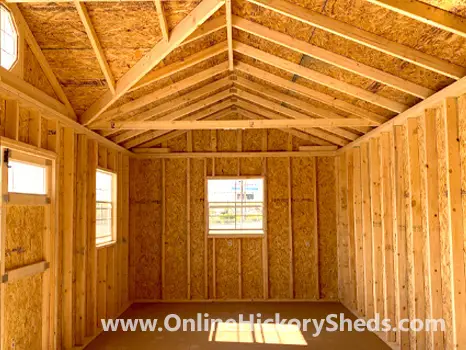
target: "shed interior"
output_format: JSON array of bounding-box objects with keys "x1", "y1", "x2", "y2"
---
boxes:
[{"x1": 0, "y1": 0, "x2": 465, "y2": 349}]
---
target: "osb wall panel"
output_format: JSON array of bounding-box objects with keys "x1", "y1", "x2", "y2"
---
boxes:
[
  {"x1": 129, "y1": 158, "x2": 162, "y2": 300},
  {"x1": 216, "y1": 238, "x2": 240, "y2": 299},
  {"x1": 267, "y1": 157, "x2": 291, "y2": 299},
  {"x1": 164, "y1": 135, "x2": 188, "y2": 300},
  {"x1": 3, "y1": 274, "x2": 42, "y2": 350},
  {"x1": 241, "y1": 129, "x2": 264, "y2": 299},
  {"x1": 292, "y1": 158, "x2": 318, "y2": 299},
  {"x1": 337, "y1": 94, "x2": 466, "y2": 349},
  {"x1": 130, "y1": 129, "x2": 338, "y2": 301},
  {"x1": 5, "y1": 206, "x2": 44, "y2": 270},
  {"x1": 317, "y1": 157, "x2": 338, "y2": 300}
]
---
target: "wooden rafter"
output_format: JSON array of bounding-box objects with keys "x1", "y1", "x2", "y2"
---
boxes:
[
  {"x1": 122, "y1": 101, "x2": 235, "y2": 148},
  {"x1": 235, "y1": 61, "x2": 387, "y2": 124},
  {"x1": 226, "y1": 0, "x2": 233, "y2": 70},
  {"x1": 8, "y1": 4, "x2": 77, "y2": 119},
  {"x1": 234, "y1": 89, "x2": 360, "y2": 141},
  {"x1": 80, "y1": 0, "x2": 225, "y2": 125},
  {"x1": 138, "y1": 108, "x2": 331, "y2": 147},
  {"x1": 366, "y1": 0, "x2": 466, "y2": 39},
  {"x1": 182, "y1": 16, "x2": 226, "y2": 47},
  {"x1": 234, "y1": 108, "x2": 331, "y2": 145},
  {"x1": 248, "y1": 0, "x2": 466, "y2": 80},
  {"x1": 97, "y1": 62, "x2": 229, "y2": 123},
  {"x1": 99, "y1": 78, "x2": 232, "y2": 138},
  {"x1": 234, "y1": 76, "x2": 371, "y2": 134},
  {"x1": 134, "y1": 150, "x2": 337, "y2": 158},
  {"x1": 234, "y1": 99, "x2": 348, "y2": 146},
  {"x1": 93, "y1": 118, "x2": 375, "y2": 130},
  {"x1": 73, "y1": 1, "x2": 116, "y2": 94},
  {"x1": 129, "y1": 42, "x2": 228, "y2": 93},
  {"x1": 154, "y1": 0, "x2": 169, "y2": 41},
  {"x1": 108, "y1": 88, "x2": 233, "y2": 143},
  {"x1": 232, "y1": 16, "x2": 434, "y2": 99},
  {"x1": 234, "y1": 41, "x2": 409, "y2": 113}
]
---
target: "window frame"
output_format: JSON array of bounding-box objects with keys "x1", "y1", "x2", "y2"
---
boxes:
[
  {"x1": 7, "y1": 150, "x2": 51, "y2": 205},
  {"x1": 96, "y1": 167, "x2": 117, "y2": 248},
  {"x1": 205, "y1": 176, "x2": 266, "y2": 238},
  {"x1": 0, "y1": 4, "x2": 19, "y2": 71}
]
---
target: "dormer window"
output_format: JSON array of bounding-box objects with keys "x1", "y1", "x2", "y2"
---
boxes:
[{"x1": 0, "y1": 5, "x2": 17, "y2": 70}]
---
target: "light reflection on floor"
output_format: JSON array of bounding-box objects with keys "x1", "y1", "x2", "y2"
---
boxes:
[{"x1": 209, "y1": 322, "x2": 308, "y2": 346}]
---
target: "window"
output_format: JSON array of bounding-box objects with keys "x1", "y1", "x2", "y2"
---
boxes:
[
  {"x1": 0, "y1": 5, "x2": 17, "y2": 70},
  {"x1": 207, "y1": 177, "x2": 264, "y2": 236},
  {"x1": 96, "y1": 169, "x2": 116, "y2": 246},
  {"x1": 8, "y1": 160, "x2": 46, "y2": 195}
]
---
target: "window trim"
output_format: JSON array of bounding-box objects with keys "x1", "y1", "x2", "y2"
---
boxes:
[
  {"x1": 0, "y1": 4, "x2": 19, "y2": 71},
  {"x1": 96, "y1": 167, "x2": 117, "y2": 248},
  {"x1": 206, "y1": 175, "x2": 266, "y2": 238}
]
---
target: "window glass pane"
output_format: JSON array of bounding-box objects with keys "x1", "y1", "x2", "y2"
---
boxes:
[
  {"x1": 0, "y1": 6, "x2": 16, "y2": 70},
  {"x1": 8, "y1": 160, "x2": 46, "y2": 195},
  {"x1": 208, "y1": 179, "x2": 240, "y2": 203},
  {"x1": 209, "y1": 207, "x2": 235, "y2": 229},
  {"x1": 207, "y1": 178, "x2": 264, "y2": 234},
  {"x1": 243, "y1": 179, "x2": 263, "y2": 202},
  {"x1": 96, "y1": 170, "x2": 112, "y2": 202},
  {"x1": 96, "y1": 202, "x2": 112, "y2": 244}
]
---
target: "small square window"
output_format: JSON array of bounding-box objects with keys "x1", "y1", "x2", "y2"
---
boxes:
[
  {"x1": 207, "y1": 177, "x2": 265, "y2": 236},
  {"x1": 8, "y1": 160, "x2": 46, "y2": 195},
  {"x1": 96, "y1": 169, "x2": 116, "y2": 246}
]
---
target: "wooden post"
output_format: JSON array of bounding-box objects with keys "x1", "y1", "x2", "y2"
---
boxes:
[
  {"x1": 187, "y1": 131, "x2": 192, "y2": 300},
  {"x1": 62, "y1": 128, "x2": 75, "y2": 348},
  {"x1": 443, "y1": 97, "x2": 466, "y2": 349},
  {"x1": 86, "y1": 139, "x2": 98, "y2": 337},
  {"x1": 75, "y1": 135, "x2": 88, "y2": 345},
  {"x1": 360, "y1": 142, "x2": 374, "y2": 318}
]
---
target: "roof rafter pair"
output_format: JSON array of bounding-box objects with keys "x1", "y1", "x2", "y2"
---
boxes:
[
  {"x1": 91, "y1": 80, "x2": 376, "y2": 148},
  {"x1": 81, "y1": 0, "x2": 466, "y2": 127},
  {"x1": 7, "y1": 0, "x2": 466, "y2": 152}
]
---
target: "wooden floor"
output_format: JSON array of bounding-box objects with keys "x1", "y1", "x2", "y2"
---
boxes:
[{"x1": 86, "y1": 302, "x2": 389, "y2": 349}]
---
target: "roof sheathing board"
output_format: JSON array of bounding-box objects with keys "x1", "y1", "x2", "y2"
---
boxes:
[
  {"x1": 235, "y1": 52, "x2": 397, "y2": 118},
  {"x1": 316, "y1": 0, "x2": 466, "y2": 67},
  {"x1": 85, "y1": 1, "x2": 163, "y2": 80},
  {"x1": 18, "y1": 3, "x2": 106, "y2": 114},
  {"x1": 233, "y1": 27, "x2": 421, "y2": 107}
]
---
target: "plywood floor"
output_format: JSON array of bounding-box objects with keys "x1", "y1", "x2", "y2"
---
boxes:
[{"x1": 86, "y1": 302, "x2": 390, "y2": 349}]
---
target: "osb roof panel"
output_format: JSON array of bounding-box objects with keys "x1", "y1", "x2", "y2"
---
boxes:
[
  {"x1": 234, "y1": 0, "x2": 455, "y2": 92},
  {"x1": 315, "y1": 0, "x2": 466, "y2": 67},
  {"x1": 63, "y1": 85, "x2": 108, "y2": 116},
  {"x1": 161, "y1": 30, "x2": 227, "y2": 66},
  {"x1": 235, "y1": 71, "x2": 353, "y2": 119},
  {"x1": 298, "y1": 55, "x2": 421, "y2": 106},
  {"x1": 310, "y1": 28, "x2": 454, "y2": 91},
  {"x1": 113, "y1": 82, "x2": 232, "y2": 123},
  {"x1": 236, "y1": 53, "x2": 394, "y2": 118},
  {"x1": 113, "y1": 53, "x2": 228, "y2": 110},
  {"x1": 86, "y1": 2, "x2": 162, "y2": 79},
  {"x1": 163, "y1": 1, "x2": 202, "y2": 31},
  {"x1": 233, "y1": 28, "x2": 302, "y2": 64},
  {"x1": 233, "y1": 0, "x2": 315, "y2": 41},
  {"x1": 18, "y1": 3, "x2": 108, "y2": 113},
  {"x1": 420, "y1": 0, "x2": 466, "y2": 17},
  {"x1": 18, "y1": 3, "x2": 90, "y2": 49},
  {"x1": 234, "y1": 26, "x2": 420, "y2": 107}
]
